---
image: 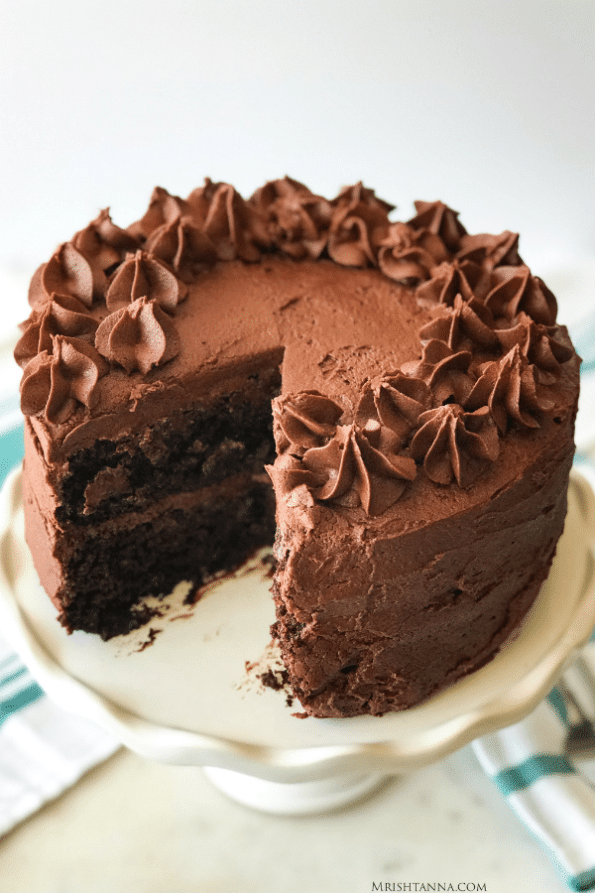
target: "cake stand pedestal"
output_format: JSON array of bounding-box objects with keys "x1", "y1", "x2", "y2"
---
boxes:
[
  {"x1": 202, "y1": 767, "x2": 388, "y2": 815},
  {"x1": 1, "y1": 468, "x2": 595, "y2": 815}
]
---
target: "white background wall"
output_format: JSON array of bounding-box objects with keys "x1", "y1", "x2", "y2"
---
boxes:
[{"x1": 1, "y1": 1, "x2": 594, "y2": 292}]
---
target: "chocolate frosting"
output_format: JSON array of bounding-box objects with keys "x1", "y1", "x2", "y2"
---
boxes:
[
  {"x1": 415, "y1": 259, "x2": 485, "y2": 308},
  {"x1": 72, "y1": 208, "x2": 139, "y2": 294},
  {"x1": 495, "y1": 312, "x2": 575, "y2": 381},
  {"x1": 456, "y1": 230, "x2": 522, "y2": 269},
  {"x1": 466, "y1": 345, "x2": 555, "y2": 433},
  {"x1": 144, "y1": 216, "x2": 217, "y2": 282},
  {"x1": 410, "y1": 404, "x2": 499, "y2": 486},
  {"x1": 378, "y1": 222, "x2": 448, "y2": 284},
  {"x1": 273, "y1": 391, "x2": 343, "y2": 455},
  {"x1": 17, "y1": 179, "x2": 578, "y2": 514},
  {"x1": 403, "y1": 340, "x2": 475, "y2": 406},
  {"x1": 15, "y1": 294, "x2": 98, "y2": 369},
  {"x1": 407, "y1": 200, "x2": 467, "y2": 253},
  {"x1": 419, "y1": 293, "x2": 500, "y2": 354},
  {"x1": 249, "y1": 177, "x2": 332, "y2": 260},
  {"x1": 95, "y1": 296, "x2": 180, "y2": 375},
  {"x1": 105, "y1": 250, "x2": 187, "y2": 312},
  {"x1": 271, "y1": 390, "x2": 417, "y2": 514},
  {"x1": 326, "y1": 182, "x2": 393, "y2": 267},
  {"x1": 485, "y1": 265, "x2": 558, "y2": 325},
  {"x1": 311, "y1": 423, "x2": 417, "y2": 514},
  {"x1": 127, "y1": 186, "x2": 190, "y2": 241},
  {"x1": 201, "y1": 182, "x2": 269, "y2": 262},
  {"x1": 29, "y1": 243, "x2": 95, "y2": 311},
  {"x1": 355, "y1": 373, "x2": 431, "y2": 442},
  {"x1": 20, "y1": 336, "x2": 108, "y2": 424}
]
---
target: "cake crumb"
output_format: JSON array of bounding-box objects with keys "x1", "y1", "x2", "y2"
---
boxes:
[
  {"x1": 134, "y1": 627, "x2": 160, "y2": 652},
  {"x1": 258, "y1": 668, "x2": 289, "y2": 691},
  {"x1": 235, "y1": 641, "x2": 295, "y2": 707}
]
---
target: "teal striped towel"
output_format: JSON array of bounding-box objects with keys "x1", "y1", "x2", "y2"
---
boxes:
[
  {"x1": 472, "y1": 657, "x2": 595, "y2": 892},
  {"x1": 473, "y1": 456, "x2": 595, "y2": 892},
  {"x1": 0, "y1": 405, "x2": 118, "y2": 838},
  {"x1": 0, "y1": 628, "x2": 118, "y2": 837}
]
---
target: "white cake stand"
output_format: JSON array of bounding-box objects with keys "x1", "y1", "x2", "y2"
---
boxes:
[{"x1": 1, "y1": 466, "x2": 595, "y2": 815}]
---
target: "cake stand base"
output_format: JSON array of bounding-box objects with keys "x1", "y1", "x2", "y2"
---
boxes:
[{"x1": 202, "y1": 766, "x2": 389, "y2": 815}]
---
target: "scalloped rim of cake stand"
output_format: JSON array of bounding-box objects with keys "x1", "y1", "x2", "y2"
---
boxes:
[{"x1": 1, "y1": 465, "x2": 595, "y2": 785}]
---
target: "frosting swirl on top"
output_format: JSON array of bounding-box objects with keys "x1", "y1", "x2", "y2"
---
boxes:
[
  {"x1": 415, "y1": 259, "x2": 485, "y2": 308},
  {"x1": 201, "y1": 182, "x2": 270, "y2": 262},
  {"x1": 355, "y1": 373, "x2": 431, "y2": 442},
  {"x1": 29, "y1": 243, "x2": 95, "y2": 311},
  {"x1": 456, "y1": 230, "x2": 522, "y2": 270},
  {"x1": 105, "y1": 250, "x2": 187, "y2": 312},
  {"x1": 378, "y1": 222, "x2": 448, "y2": 285},
  {"x1": 419, "y1": 294, "x2": 500, "y2": 354},
  {"x1": 403, "y1": 340, "x2": 475, "y2": 407},
  {"x1": 326, "y1": 182, "x2": 393, "y2": 268},
  {"x1": 407, "y1": 200, "x2": 467, "y2": 253},
  {"x1": 15, "y1": 295, "x2": 98, "y2": 369},
  {"x1": 72, "y1": 209, "x2": 139, "y2": 294},
  {"x1": 271, "y1": 390, "x2": 417, "y2": 515},
  {"x1": 273, "y1": 391, "x2": 344, "y2": 455},
  {"x1": 20, "y1": 335, "x2": 108, "y2": 424},
  {"x1": 95, "y1": 296, "x2": 181, "y2": 375},
  {"x1": 127, "y1": 186, "x2": 191, "y2": 242},
  {"x1": 410, "y1": 404, "x2": 499, "y2": 487},
  {"x1": 465, "y1": 345, "x2": 554, "y2": 433},
  {"x1": 495, "y1": 314, "x2": 575, "y2": 382},
  {"x1": 484, "y1": 265, "x2": 558, "y2": 326},
  {"x1": 249, "y1": 177, "x2": 332, "y2": 260},
  {"x1": 144, "y1": 216, "x2": 217, "y2": 282}
]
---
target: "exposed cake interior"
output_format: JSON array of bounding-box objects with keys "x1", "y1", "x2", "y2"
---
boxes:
[{"x1": 24, "y1": 352, "x2": 282, "y2": 639}]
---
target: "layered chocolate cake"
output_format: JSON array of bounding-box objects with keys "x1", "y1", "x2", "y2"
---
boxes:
[{"x1": 15, "y1": 177, "x2": 580, "y2": 717}]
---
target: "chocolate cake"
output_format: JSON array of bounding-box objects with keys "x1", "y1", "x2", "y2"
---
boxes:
[{"x1": 15, "y1": 178, "x2": 580, "y2": 717}]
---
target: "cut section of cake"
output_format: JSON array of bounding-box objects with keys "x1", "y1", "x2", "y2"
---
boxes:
[{"x1": 15, "y1": 178, "x2": 580, "y2": 716}]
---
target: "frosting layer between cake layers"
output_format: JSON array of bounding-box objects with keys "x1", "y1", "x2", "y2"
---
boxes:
[{"x1": 15, "y1": 179, "x2": 580, "y2": 717}]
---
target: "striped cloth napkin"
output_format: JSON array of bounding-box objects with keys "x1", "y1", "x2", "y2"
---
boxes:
[
  {"x1": 472, "y1": 652, "x2": 595, "y2": 892},
  {"x1": 0, "y1": 632, "x2": 119, "y2": 838},
  {"x1": 0, "y1": 410, "x2": 119, "y2": 839},
  {"x1": 472, "y1": 460, "x2": 595, "y2": 892}
]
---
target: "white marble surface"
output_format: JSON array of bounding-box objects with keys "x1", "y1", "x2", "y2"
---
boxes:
[{"x1": 0, "y1": 742, "x2": 584, "y2": 893}]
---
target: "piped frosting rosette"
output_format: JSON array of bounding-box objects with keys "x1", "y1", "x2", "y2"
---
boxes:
[
  {"x1": 269, "y1": 390, "x2": 418, "y2": 516},
  {"x1": 19, "y1": 335, "x2": 108, "y2": 425}
]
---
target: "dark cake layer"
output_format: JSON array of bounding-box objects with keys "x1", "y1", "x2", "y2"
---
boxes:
[
  {"x1": 22, "y1": 354, "x2": 281, "y2": 639},
  {"x1": 25, "y1": 473, "x2": 275, "y2": 640},
  {"x1": 56, "y1": 378, "x2": 279, "y2": 525}
]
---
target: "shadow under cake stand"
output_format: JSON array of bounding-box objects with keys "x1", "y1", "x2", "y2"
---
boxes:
[{"x1": 1, "y1": 467, "x2": 595, "y2": 815}]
